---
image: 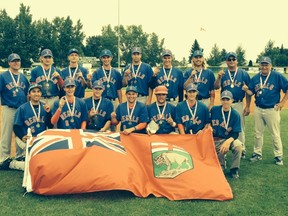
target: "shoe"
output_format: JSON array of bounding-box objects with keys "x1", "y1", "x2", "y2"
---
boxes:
[
  {"x1": 0, "y1": 157, "x2": 12, "y2": 170},
  {"x1": 250, "y1": 153, "x2": 262, "y2": 162},
  {"x1": 275, "y1": 157, "x2": 283, "y2": 166},
  {"x1": 9, "y1": 159, "x2": 25, "y2": 171},
  {"x1": 230, "y1": 168, "x2": 239, "y2": 179},
  {"x1": 241, "y1": 150, "x2": 246, "y2": 159}
]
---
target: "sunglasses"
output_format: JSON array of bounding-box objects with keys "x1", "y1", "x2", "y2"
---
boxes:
[
  {"x1": 227, "y1": 58, "x2": 236, "y2": 62},
  {"x1": 194, "y1": 56, "x2": 202, "y2": 59},
  {"x1": 11, "y1": 59, "x2": 20, "y2": 62},
  {"x1": 156, "y1": 94, "x2": 167, "y2": 96},
  {"x1": 44, "y1": 56, "x2": 52, "y2": 59}
]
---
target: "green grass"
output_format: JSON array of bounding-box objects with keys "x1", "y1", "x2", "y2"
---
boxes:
[{"x1": 1, "y1": 111, "x2": 288, "y2": 215}]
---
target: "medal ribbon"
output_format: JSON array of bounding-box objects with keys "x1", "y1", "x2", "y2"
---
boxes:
[
  {"x1": 102, "y1": 66, "x2": 112, "y2": 84},
  {"x1": 221, "y1": 107, "x2": 231, "y2": 131},
  {"x1": 8, "y1": 69, "x2": 20, "y2": 89},
  {"x1": 156, "y1": 102, "x2": 167, "y2": 120},
  {"x1": 127, "y1": 101, "x2": 137, "y2": 122},
  {"x1": 29, "y1": 101, "x2": 41, "y2": 122},
  {"x1": 163, "y1": 66, "x2": 172, "y2": 85},
  {"x1": 259, "y1": 71, "x2": 271, "y2": 90},
  {"x1": 131, "y1": 62, "x2": 142, "y2": 81},
  {"x1": 227, "y1": 68, "x2": 238, "y2": 86},
  {"x1": 186, "y1": 100, "x2": 198, "y2": 121},
  {"x1": 65, "y1": 96, "x2": 76, "y2": 118},
  {"x1": 68, "y1": 65, "x2": 79, "y2": 79},
  {"x1": 194, "y1": 69, "x2": 203, "y2": 82},
  {"x1": 92, "y1": 97, "x2": 102, "y2": 113}
]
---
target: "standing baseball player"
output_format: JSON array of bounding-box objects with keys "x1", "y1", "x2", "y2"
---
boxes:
[
  {"x1": 84, "y1": 81, "x2": 114, "y2": 132},
  {"x1": 175, "y1": 83, "x2": 210, "y2": 134},
  {"x1": 61, "y1": 48, "x2": 88, "y2": 98},
  {"x1": 111, "y1": 86, "x2": 149, "y2": 135},
  {"x1": 11, "y1": 84, "x2": 53, "y2": 170},
  {"x1": 147, "y1": 85, "x2": 177, "y2": 134},
  {"x1": 122, "y1": 47, "x2": 154, "y2": 105},
  {"x1": 0, "y1": 53, "x2": 30, "y2": 169},
  {"x1": 30, "y1": 49, "x2": 64, "y2": 109},
  {"x1": 214, "y1": 52, "x2": 251, "y2": 159},
  {"x1": 210, "y1": 90, "x2": 242, "y2": 179},
  {"x1": 246, "y1": 57, "x2": 288, "y2": 165},
  {"x1": 51, "y1": 78, "x2": 88, "y2": 129},
  {"x1": 184, "y1": 50, "x2": 215, "y2": 110},
  {"x1": 152, "y1": 49, "x2": 183, "y2": 106}
]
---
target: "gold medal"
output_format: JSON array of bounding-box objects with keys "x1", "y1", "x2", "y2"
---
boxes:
[
  {"x1": 70, "y1": 118, "x2": 74, "y2": 123},
  {"x1": 107, "y1": 84, "x2": 110, "y2": 88},
  {"x1": 166, "y1": 83, "x2": 169, "y2": 87},
  {"x1": 36, "y1": 123, "x2": 40, "y2": 128},
  {"x1": 15, "y1": 88, "x2": 19, "y2": 92},
  {"x1": 231, "y1": 84, "x2": 234, "y2": 88},
  {"x1": 159, "y1": 120, "x2": 163, "y2": 125},
  {"x1": 128, "y1": 121, "x2": 132, "y2": 125}
]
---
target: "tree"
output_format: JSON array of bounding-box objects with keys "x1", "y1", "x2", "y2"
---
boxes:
[
  {"x1": 206, "y1": 44, "x2": 222, "y2": 66},
  {"x1": 220, "y1": 49, "x2": 227, "y2": 61},
  {"x1": 146, "y1": 32, "x2": 164, "y2": 66},
  {"x1": 248, "y1": 60, "x2": 253, "y2": 67},
  {"x1": 235, "y1": 46, "x2": 246, "y2": 66},
  {"x1": 188, "y1": 39, "x2": 201, "y2": 63}
]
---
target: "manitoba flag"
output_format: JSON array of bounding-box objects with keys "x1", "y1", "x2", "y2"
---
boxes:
[{"x1": 23, "y1": 128, "x2": 233, "y2": 201}]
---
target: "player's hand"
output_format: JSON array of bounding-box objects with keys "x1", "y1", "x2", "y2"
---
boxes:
[
  {"x1": 191, "y1": 69, "x2": 197, "y2": 77},
  {"x1": 146, "y1": 128, "x2": 152, "y2": 136},
  {"x1": 87, "y1": 73, "x2": 92, "y2": 81},
  {"x1": 52, "y1": 71, "x2": 60, "y2": 78},
  {"x1": 99, "y1": 128, "x2": 106, "y2": 132},
  {"x1": 59, "y1": 96, "x2": 66, "y2": 108},
  {"x1": 242, "y1": 82, "x2": 249, "y2": 92},
  {"x1": 244, "y1": 106, "x2": 250, "y2": 116},
  {"x1": 124, "y1": 67, "x2": 131, "y2": 77},
  {"x1": 166, "y1": 115, "x2": 174, "y2": 125},
  {"x1": 89, "y1": 109, "x2": 96, "y2": 118},
  {"x1": 217, "y1": 69, "x2": 225, "y2": 79},
  {"x1": 274, "y1": 103, "x2": 283, "y2": 111},
  {"x1": 22, "y1": 135, "x2": 29, "y2": 143},
  {"x1": 152, "y1": 66, "x2": 159, "y2": 77},
  {"x1": 123, "y1": 127, "x2": 134, "y2": 135},
  {"x1": 220, "y1": 140, "x2": 231, "y2": 154},
  {"x1": 43, "y1": 103, "x2": 51, "y2": 112},
  {"x1": 111, "y1": 112, "x2": 117, "y2": 119},
  {"x1": 77, "y1": 71, "x2": 84, "y2": 80}
]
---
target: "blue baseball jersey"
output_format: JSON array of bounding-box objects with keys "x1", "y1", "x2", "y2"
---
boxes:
[
  {"x1": 184, "y1": 68, "x2": 215, "y2": 99},
  {"x1": 52, "y1": 97, "x2": 88, "y2": 129},
  {"x1": 0, "y1": 70, "x2": 29, "y2": 108},
  {"x1": 92, "y1": 67, "x2": 122, "y2": 100},
  {"x1": 122, "y1": 62, "x2": 153, "y2": 96},
  {"x1": 147, "y1": 102, "x2": 176, "y2": 134},
  {"x1": 210, "y1": 105, "x2": 241, "y2": 139},
  {"x1": 116, "y1": 101, "x2": 149, "y2": 133},
  {"x1": 175, "y1": 101, "x2": 210, "y2": 134},
  {"x1": 248, "y1": 70, "x2": 288, "y2": 108},
  {"x1": 61, "y1": 66, "x2": 88, "y2": 98},
  {"x1": 14, "y1": 101, "x2": 51, "y2": 137},
  {"x1": 84, "y1": 97, "x2": 114, "y2": 130},
  {"x1": 219, "y1": 68, "x2": 250, "y2": 101},
  {"x1": 155, "y1": 67, "x2": 184, "y2": 99},
  {"x1": 30, "y1": 65, "x2": 61, "y2": 97}
]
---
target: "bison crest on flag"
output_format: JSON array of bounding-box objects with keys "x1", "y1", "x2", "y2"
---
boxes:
[{"x1": 151, "y1": 142, "x2": 193, "y2": 178}]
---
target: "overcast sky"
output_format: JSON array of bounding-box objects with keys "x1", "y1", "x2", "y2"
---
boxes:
[{"x1": 1, "y1": 0, "x2": 288, "y2": 61}]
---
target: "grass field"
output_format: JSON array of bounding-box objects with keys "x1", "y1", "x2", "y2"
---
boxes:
[{"x1": 0, "y1": 110, "x2": 288, "y2": 215}]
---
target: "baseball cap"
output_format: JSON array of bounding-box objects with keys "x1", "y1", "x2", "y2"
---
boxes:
[
  {"x1": 100, "y1": 49, "x2": 112, "y2": 58},
  {"x1": 193, "y1": 50, "x2": 203, "y2": 57},
  {"x1": 68, "y1": 48, "x2": 79, "y2": 55},
  {"x1": 260, "y1": 56, "x2": 272, "y2": 64},
  {"x1": 64, "y1": 77, "x2": 76, "y2": 87},
  {"x1": 8, "y1": 53, "x2": 21, "y2": 62},
  {"x1": 154, "y1": 85, "x2": 168, "y2": 94},
  {"x1": 41, "y1": 49, "x2": 53, "y2": 57},
  {"x1": 221, "y1": 90, "x2": 233, "y2": 100},
  {"x1": 161, "y1": 49, "x2": 172, "y2": 57},
  {"x1": 185, "y1": 83, "x2": 198, "y2": 92},
  {"x1": 28, "y1": 83, "x2": 42, "y2": 93},
  {"x1": 225, "y1": 52, "x2": 237, "y2": 60},
  {"x1": 132, "y1": 47, "x2": 142, "y2": 54},
  {"x1": 126, "y1": 86, "x2": 138, "y2": 93},
  {"x1": 92, "y1": 80, "x2": 104, "y2": 89}
]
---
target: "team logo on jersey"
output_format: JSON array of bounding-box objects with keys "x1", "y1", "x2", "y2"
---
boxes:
[{"x1": 151, "y1": 142, "x2": 193, "y2": 178}]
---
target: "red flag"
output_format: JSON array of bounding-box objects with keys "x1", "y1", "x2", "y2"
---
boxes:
[{"x1": 26, "y1": 128, "x2": 233, "y2": 201}]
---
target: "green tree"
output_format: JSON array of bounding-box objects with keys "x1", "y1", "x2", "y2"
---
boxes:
[
  {"x1": 146, "y1": 32, "x2": 164, "y2": 66},
  {"x1": 248, "y1": 60, "x2": 253, "y2": 67},
  {"x1": 220, "y1": 49, "x2": 227, "y2": 61},
  {"x1": 206, "y1": 44, "x2": 222, "y2": 66},
  {"x1": 188, "y1": 39, "x2": 201, "y2": 63},
  {"x1": 236, "y1": 46, "x2": 246, "y2": 66}
]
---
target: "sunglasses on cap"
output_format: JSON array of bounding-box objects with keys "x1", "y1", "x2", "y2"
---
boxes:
[{"x1": 227, "y1": 58, "x2": 236, "y2": 62}]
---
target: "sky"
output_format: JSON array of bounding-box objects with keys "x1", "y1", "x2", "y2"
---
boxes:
[{"x1": 1, "y1": 0, "x2": 288, "y2": 62}]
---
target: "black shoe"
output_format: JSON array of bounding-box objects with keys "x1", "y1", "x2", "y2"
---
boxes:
[
  {"x1": 241, "y1": 150, "x2": 246, "y2": 159},
  {"x1": 0, "y1": 157, "x2": 12, "y2": 170},
  {"x1": 230, "y1": 168, "x2": 239, "y2": 179}
]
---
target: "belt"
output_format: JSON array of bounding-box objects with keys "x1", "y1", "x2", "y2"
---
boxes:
[
  {"x1": 233, "y1": 99, "x2": 243, "y2": 103},
  {"x1": 256, "y1": 105, "x2": 274, "y2": 109},
  {"x1": 198, "y1": 96, "x2": 209, "y2": 100},
  {"x1": 138, "y1": 94, "x2": 147, "y2": 97},
  {"x1": 7, "y1": 106, "x2": 17, "y2": 109},
  {"x1": 107, "y1": 98, "x2": 117, "y2": 101},
  {"x1": 166, "y1": 98, "x2": 176, "y2": 101}
]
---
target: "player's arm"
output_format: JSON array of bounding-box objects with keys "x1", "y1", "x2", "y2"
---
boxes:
[
  {"x1": 146, "y1": 87, "x2": 153, "y2": 106},
  {"x1": 214, "y1": 69, "x2": 225, "y2": 89},
  {"x1": 177, "y1": 124, "x2": 185, "y2": 134},
  {"x1": 122, "y1": 67, "x2": 130, "y2": 87},
  {"x1": 183, "y1": 69, "x2": 196, "y2": 88},
  {"x1": 276, "y1": 90, "x2": 288, "y2": 111}
]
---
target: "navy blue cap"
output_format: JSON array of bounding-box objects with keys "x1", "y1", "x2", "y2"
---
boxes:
[
  {"x1": 64, "y1": 77, "x2": 76, "y2": 87},
  {"x1": 126, "y1": 86, "x2": 138, "y2": 93},
  {"x1": 193, "y1": 50, "x2": 203, "y2": 57},
  {"x1": 28, "y1": 83, "x2": 42, "y2": 93},
  {"x1": 8, "y1": 53, "x2": 21, "y2": 62},
  {"x1": 161, "y1": 49, "x2": 172, "y2": 56},
  {"x1": 68, "y1": 48, "x2": 79, "y2": 55},
  {"x1": 186, "y1": 83, "x2": 198, "y2": 92},
  {"x1": 225, "y1": 52, "x2": 237, "y2": 60},
  {"x1": 92, "y1": 80, "x2": 104, "y2": 89},
  {"x1": 260, "y1": 56, "x2": 271, "y2": 64},
  {"x1": 132, "y1": 47, "x2": 142, "y2": 54},
  {"x1": 41, "y1": 49, "x2": 53, "y2": 57},
  {"x1": 100, "y1": 49, "x2": 112, "y2": 57},
  {"x1": 221, "y1": 90, "x2": 233, "y2": 100}
]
